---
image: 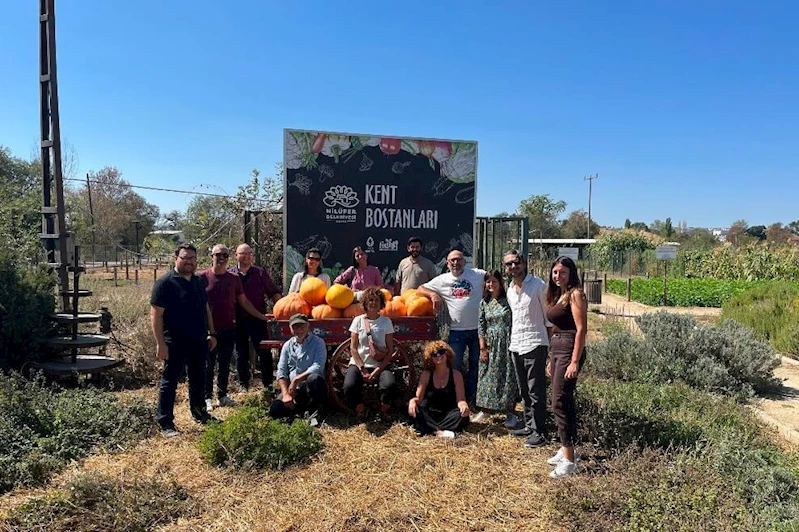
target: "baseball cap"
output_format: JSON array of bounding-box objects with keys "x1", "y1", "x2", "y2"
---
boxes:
[{"x1": 289, "y1": 313, "x2": 309, "y2": 327}]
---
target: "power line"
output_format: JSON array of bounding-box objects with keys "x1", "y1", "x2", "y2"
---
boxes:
[{"x1": 64, "y1": 176, "x2": 268, "y2": 201}]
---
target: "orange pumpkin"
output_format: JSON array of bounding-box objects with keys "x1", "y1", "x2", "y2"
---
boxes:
[
  {"x1": 312, "y1": 304, "x2": 343, "y2": 320},
  {"x1": 393, "y1": 295, "x2": 405, "y2": 304},
  {"x1": 401, "y1": 288, "x2": 418, "y2": 300},
  {"x1": 407, "y1": 296, "x2": 435, "y2": 316},
  {"x1": 299, "y1": 277, "x2": 328, "y2": 306},
  {"x1": 342, "y1": 303, "x2": 364, "y2": 319},
  {"x1": 379, "y1": 288, "x2": 393, "y2": 303},
  {"x1": 325, "y1": 284, "x2": 355, "y2": 309},
  {"x1": 380, "y1": 298, "x2": 407, "y2": 318},
  {"x1": 273, "y1": 293, "x2": 312, "y2": 320}
]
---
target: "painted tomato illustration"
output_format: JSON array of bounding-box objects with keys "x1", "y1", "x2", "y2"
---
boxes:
[{"x1": 379, "y1": 138, "x2": 401, "y2": 155}]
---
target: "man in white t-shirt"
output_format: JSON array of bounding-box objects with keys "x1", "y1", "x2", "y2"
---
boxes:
[
  {"x1": 504, "y1": 250, "x2": 552, "y2": 449},
  {"x1": 417, "y1": 248, "x2": 487, "y2": 403}
]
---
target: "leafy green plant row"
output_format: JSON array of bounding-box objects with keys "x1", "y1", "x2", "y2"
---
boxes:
[
  {"x1": 721, "y1": 281, "x2": 799, "y2": 357},
  {"x1": 605, "y1": 277, "x2": 780, "y2": 307},
  {"x1": 0, "y1": 373, "x2": 153, "y2": 494}
]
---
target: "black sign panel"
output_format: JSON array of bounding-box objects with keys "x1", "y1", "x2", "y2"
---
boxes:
[{"x1": 283, "y1": 130, "x2": 477, "y2": 287}]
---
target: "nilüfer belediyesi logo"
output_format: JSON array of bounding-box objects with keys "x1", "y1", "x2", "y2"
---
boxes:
[
  {"x1": 451, "y1": 279, "x2": 472, "y2": 298},
  {"x1": 323, "y1": 185, "x2": 359, "y2": 208}
]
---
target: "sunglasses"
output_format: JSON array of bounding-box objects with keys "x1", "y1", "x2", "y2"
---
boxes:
[
  {"x1": 504, "y1": 260, "x2": 521, "y2": 267},
  {"x1": 214, "y1": 253, "x2": 229, "y2": 258},
  {"x1": 306, "y1": 256, "x2": 321, "y2": 261},
  {"x1": 432, "y1": 348, "x2": 448, "y2": 357}
]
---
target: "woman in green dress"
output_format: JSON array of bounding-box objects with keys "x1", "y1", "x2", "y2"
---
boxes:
[{"x1": 473, "y1": 270, "x2": 519, "y2": 427}]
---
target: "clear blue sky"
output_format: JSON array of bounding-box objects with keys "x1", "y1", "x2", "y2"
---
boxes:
[{"x1": 3, "y1": 1, "x2": 797, "y2": 229}]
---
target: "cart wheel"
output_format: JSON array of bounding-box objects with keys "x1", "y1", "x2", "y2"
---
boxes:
[{"x1": 326, "y1": 340, "x2": 418, "y2": 414}]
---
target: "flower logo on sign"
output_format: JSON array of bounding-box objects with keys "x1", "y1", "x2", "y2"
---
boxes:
[{"x1": 323, "y1": 185, "x2": 359, "y2": 208}]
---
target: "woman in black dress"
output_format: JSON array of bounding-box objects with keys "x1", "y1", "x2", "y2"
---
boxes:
[{"x1": 408, "y1": 340, "x2": 470, "y2": 438}]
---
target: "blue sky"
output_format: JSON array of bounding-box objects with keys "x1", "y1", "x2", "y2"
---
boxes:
[{"x1": 2, "y1": 1, "x2": 797, "y2": 229}]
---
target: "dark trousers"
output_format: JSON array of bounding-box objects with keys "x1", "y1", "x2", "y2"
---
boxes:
[
  {"x1": 269, "y1": 373, "x2": 328, "y2": 420},
  {"x1": 511, "y1": 345, "x2": 548, "y2": 436},
  {"x1": 342, "y1": 365, "x2": 396, "y2": 408},
  {"x1": 205, "y1": 328, "x2": 237, "y2": 400},
  {"x1": 413, "y1": 403, "x2": 470, "y2": 435},
  {"x1": 157, "y1": 339, "x2": 208, "y2": 429},
  {"x1": 550, "y1": 332, "x2": 584, "y2": 447},
  {"x1": 448, "y1": 328, "x2": 480, "y2": 404},
  {"x1": 236, "y1": 317, "x2": 272, "y2": 388}
]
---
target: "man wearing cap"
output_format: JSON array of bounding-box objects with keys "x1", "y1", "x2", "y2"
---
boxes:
[
  {"x1": 229, "y1": 243, "x2": 282, "y2": 389},
  {"x1": 199, "y1": 243, "x2": 270, "y2": 412},
  {"x1": 270, "y1": 313, "x2": 328, "y2": 425}
]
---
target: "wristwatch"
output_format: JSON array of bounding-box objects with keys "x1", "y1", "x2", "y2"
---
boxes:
[{"x1": 208, "y1": 332, "x2": 217, "y2": 338}]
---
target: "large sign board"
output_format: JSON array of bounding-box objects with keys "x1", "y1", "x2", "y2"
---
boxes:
[
  {"x1": 656, "y1": 245, "x2": 678, "y2": 260},
  {"x1": 558, "y1": 247, "x2": 580, "y2": 262},
  {"x1": 283, "y1": 130, "x2": 477, "y2": 287}
]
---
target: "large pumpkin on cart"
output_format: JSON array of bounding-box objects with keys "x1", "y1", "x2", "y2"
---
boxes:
[{"x1": 273, "y1": 293, "x2": 312, "y2": 320}]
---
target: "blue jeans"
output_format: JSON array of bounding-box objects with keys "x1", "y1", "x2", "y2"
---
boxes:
[{"x1": 448, "y1": 328, "x2": 480, "y2": 403}]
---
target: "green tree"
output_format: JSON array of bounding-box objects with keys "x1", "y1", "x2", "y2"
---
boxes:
[
  {"x1": 624, "y1": 218, "x2": 631, "y2": 229},
  {"x1": 746, "y1": 225, "x2": 767, "y2": 241},
  {"x1": 676, "y1": 228, "x2": 718, "y2": 251},
  {"x1": 663, "y1": 217, "x2": 674, "y2": 239},
  {"x1": 517, "y1": 194, "x2": 566, "y2": 238},
  {"x1": 787, "y1": 220, "x2": 799, "y2": 235},
  {"x1": 561, "y1": 209, "x2": 601, "y2": 239},
  {"x1": 0, "y1": 146, "x2": 43, "y2": 262}
]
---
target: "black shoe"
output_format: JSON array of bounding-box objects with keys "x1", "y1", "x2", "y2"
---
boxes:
[
  {"x1": 194, "y1": 413, "x2": 220, "y2": 425},
  {"x1": 509, "y1": 426, "x2": 533, "y2": 437},
  {"x1": 524, "y1": 432, "x2": 547, "y2": 448}
]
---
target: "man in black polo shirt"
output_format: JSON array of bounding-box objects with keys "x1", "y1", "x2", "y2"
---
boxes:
[{"x1": 151, "y1": 243, "x2": 218, "y2": 437}]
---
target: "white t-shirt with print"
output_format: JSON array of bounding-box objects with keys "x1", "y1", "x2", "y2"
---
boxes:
[
  {"x1": 348, "y1": 314, "x2": 395, "y2": 368},
  {"x1": 422, "y1": 268, "x2": 486, "y2": 331}
]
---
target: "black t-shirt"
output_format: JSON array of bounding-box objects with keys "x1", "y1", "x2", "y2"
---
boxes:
[{"x1": 150, "y1": 270, "x2": 208, "y2": 343}]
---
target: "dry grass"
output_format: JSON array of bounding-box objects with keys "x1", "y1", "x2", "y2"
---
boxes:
[{"x1": 1, "y1": 383, "x2": 562, "y2": 531}]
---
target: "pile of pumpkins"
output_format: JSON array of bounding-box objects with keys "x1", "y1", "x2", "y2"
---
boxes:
[{"x1": 272, "y1": 277, "x2": 436, "y2": 320}]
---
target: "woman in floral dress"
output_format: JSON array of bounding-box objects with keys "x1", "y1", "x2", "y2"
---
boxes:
[{"x1": 474, "y1": 270, "x2": 519, "y2": 428}]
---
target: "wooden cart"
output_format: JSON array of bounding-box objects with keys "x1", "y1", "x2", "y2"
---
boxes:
[{"x1": 261, "y1": 316, "x2": 439, "y2": 413}]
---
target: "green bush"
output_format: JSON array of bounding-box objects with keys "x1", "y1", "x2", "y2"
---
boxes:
[
  {"x1": 0, "y1": 260, "x2": 56, "y2": 368},
  {"x1": 721, "y1": 281, "x2": 799, "y2": 357},
  {"x1": 0, "y1": 373, "x2": 153, "y2": 494},
  {"x1": 1, "y1": 472, "x2": 195, "y2": 532},
  {"x1": 198, "y1": 401, "x2": 324, "y2": 470},
  {"x1": 551, "y1": 378, "x2": 799, "y2": 530},
  {"x1": 588, "y1": 312, "x2": 780, "y2": 397},
  {"x1": 605, "y1": 277, "x2": 769, "y2": 307}
]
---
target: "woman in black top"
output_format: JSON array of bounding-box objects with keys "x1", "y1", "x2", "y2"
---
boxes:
[
  {"x1": 545, "y1": 256, "x2": 587, "y2": 478},
  {"x1": 408, "y1": 340, "x2": 470, "y2": 438}
]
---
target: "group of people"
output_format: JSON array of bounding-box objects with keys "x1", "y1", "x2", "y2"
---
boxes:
[{"x1": 150, "y1": 239, "x2": 587, "y2": 478}]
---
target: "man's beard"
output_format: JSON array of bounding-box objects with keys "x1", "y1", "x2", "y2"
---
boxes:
[{"x1": 410, "y1": 250, "x2": 420, "y2": 258}]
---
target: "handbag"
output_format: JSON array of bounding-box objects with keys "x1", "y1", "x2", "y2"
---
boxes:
[{"x1": 364, "y1": 317, "x2": 390, "y2": 362}]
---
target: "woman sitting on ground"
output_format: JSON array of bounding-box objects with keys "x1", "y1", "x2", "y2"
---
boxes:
[
  {"x1": 288, "y1": 247, "x2": 332, "y2": 293},
  {"x1": 408, "y1": 340, "x2": 470, "y2": 438},
  {"x1": 334, "y1": 246, "x2": 384, "y2": 290},
  {"x1": 343, "y1": 286, "x2": 396, "y2": 417}
]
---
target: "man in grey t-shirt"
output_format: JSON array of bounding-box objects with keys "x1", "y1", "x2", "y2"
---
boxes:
[{"x1": 394, "y1": 236, "x2": 438, "y2": 295}]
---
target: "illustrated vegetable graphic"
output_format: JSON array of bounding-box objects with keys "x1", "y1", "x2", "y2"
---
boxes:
[
  {"x1": 379, "y1": 138, "x2": 401, "y2": 155},
  {"x1": 312, "y1": 134, "x2": 327, "y2": 154},
  {"x1": 432, "y1": 141, "x2": 452, "y2": 162}
]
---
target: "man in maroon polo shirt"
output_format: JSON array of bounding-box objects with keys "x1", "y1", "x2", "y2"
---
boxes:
[
  {"x1": 200, "y1": 244, "x2": 269, "y2": 410},
  {"x1": 229, "y1": 243, "x2": 282, "y2": 389}
]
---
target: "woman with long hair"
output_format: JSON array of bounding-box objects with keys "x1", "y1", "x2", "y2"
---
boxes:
[
  {"x1": 343, "y1": 287, "x2": 396, "y2": 417},
  {"x1": 473, "y1": 270, "x2": 519, "y2": 427},
  {"x1": 545, "y1": 256, "x2": 587, "y2": 478},
  {"x1": 407, "y1": 340, "x2": 470, "y2": 438},
  {"x1": 288, "y1": 247, "x2": 332, "y2": 293},
  {"x1": 334, "y1": 246, "x2": 384, "y2": 290}
]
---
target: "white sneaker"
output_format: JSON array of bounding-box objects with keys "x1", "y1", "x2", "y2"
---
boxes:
[
  {"x1": 471, "y1": 411, "x2": 488, "y2": 422},
  {"x1": 205, "y1": 398, "x2": 214, "y2": 412},
  {"x1": 548, "y1": 448, "x2": 581, "y2": 466},
  {"x1": 504, "y1": 414, "x2": 519, "y2": 429},
  {"x1": 161, "y1": 428, "x2": 179, "y2": 438},
  {"x1": 549, "y1": 459, "x2": 577, "y2": 478},
  {"x1": 435, "y1": 430, "x2": 456, "y2": 439},
  {"x1": 217, "y1": 396, "x2": 239, "y2": 408}
]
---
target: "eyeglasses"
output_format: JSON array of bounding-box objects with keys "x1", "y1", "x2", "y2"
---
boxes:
[
  {"x1": 237, "y1": 251, "x2": 253, "y2": 256},
  {"x1": 307, "y1": 256, "x2": 321, "y2": 261},
  {"x1": 213, "y1": 253, "x2": 229, "y2": 258},
  {"x1": 432, "y1": 348, "x2": 448, "y2": 357},
  {"x1": 447, "y1": 257, "x2": 464, "y2": 263},
  {"x1": 504, "y1": 260, "x2": 521, "y2": 267}
]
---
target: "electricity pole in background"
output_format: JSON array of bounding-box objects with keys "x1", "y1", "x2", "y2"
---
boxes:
[{"x1": 584, "y1": 173, "x2": 598, "y2": 239}]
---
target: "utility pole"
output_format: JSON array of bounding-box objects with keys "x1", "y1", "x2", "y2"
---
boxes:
[
  {"x1": 132, "y1": 220, "x2": 142, "y2": 266},
  {"x1": 86, "y1": 173, "x2": 95, "y2": 265},
  {"x1": 584, "y1": 173, "x2": 598, "y2": 239}
]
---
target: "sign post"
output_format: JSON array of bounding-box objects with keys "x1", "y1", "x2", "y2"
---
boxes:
[{"x1": 655, "y1": 245, "x2": 678, "y2": 306}]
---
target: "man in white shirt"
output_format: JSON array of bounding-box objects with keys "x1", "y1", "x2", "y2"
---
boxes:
[
  {"x1": 504, "y1": 250, "x2": 552, "y2": 448},
  {"x1": 417, "y1": 248, "x2": 487, "y2": 403}
]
